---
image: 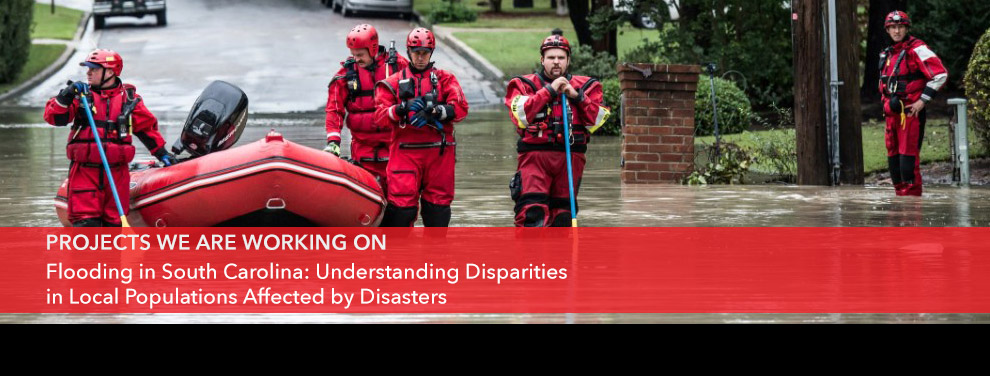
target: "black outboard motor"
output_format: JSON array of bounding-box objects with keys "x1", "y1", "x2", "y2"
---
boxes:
[{"x1": 171, "y1": 80, "x2": 249, "y2": 157}]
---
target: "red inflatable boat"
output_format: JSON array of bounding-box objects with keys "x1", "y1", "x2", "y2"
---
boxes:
[
  {"x1": 55, "y1": 130, "x2": 385, "y2": 227},
  {"x1": 54, "y1": 80, "x2": 384, "y2": 227}
]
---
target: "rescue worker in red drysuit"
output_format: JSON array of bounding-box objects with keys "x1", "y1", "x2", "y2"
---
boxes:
[
  {"x1": 879, "y1": 10, "x2": 948, "y2": 196},
  {"x1": 43, "y1": 49, "x2": 175, "y2": 227},
  {"x1": 374, "y1": 28, "x2": 469, "y2": 227},
  {"x1": 326, "y1": 24, "x2": 409, "y2": 190},
  {"x1": 504, "y1": 30, "x2": 611, "y2": 227}
]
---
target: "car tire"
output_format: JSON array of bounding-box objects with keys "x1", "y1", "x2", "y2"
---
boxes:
[
  {"x1": 94, "y1": 15, "x2": 105, "y2": 30},
  {"x1": 636, "y1": 13, "x2": 657, "y2": 29},
  {"x1": 332, "y1": 0, "x2": 341, "y2": 13},
  {"x1": 156, "y1": 11, "x2": 167, "y2": 27},
  {"x1": 342, "y1": 2, "x2": 353, "y2": 17}
]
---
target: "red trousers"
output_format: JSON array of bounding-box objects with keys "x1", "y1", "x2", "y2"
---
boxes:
[
  {"x1": 66, "y1": 163, "x2": 129, "y2": 225},
  {"x1": 513, "y1": 150, "x2": 586, "y2": 227},
  {"x1": 884, "y1": 101, "x2": 925, "y2": 196},
  {"x1": 386, "y1": 145, "x2": 456, "y2": 208},
  {"x1": 351, "y1": 140, "x2": 389, "y2": 187}
]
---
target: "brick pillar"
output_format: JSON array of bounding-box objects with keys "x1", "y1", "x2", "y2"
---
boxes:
[{"x1": 618, "y1": 64, "x2": 700, "y2": 184}]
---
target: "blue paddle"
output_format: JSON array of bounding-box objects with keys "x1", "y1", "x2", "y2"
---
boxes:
[
  {"x1": 561, "y1": 94, "x2": 577, "y2": 227},
  {"x1": 75, "y1": 82, "x2": 131, "y2": 227}
]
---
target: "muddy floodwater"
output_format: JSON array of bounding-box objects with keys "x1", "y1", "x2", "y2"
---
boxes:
[
  {"x1": 4, "y1": 106, "x2": 990, "y2": 228},
  {"x1": 3, "y1": 106, "x2": 989, "y2": 323}
]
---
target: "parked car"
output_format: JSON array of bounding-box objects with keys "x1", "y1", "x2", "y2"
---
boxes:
[
  {"x1": 92, "y1": 0, "x2": 167, "y2": 30},
  {"x1": 322, "y1": 0, "x2": 413, "y2": 20},
  {"x1": 613, "y1": 0, "x2": 680, "y2": 29}
]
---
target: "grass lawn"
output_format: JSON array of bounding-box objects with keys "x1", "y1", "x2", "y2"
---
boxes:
[
  {"x1": 416, "y1": 0, "x2": 559, "y2": 16},
  {"x1": 0, "y1": 44, "x2": 67, "y2": 95},
  {"x1": 695, "y1": 119, "x2": 989, "y2": 175},
  {"x1": 31, "y1": 3, "x2": 85, "y2": 40},
  {"x1": 422, "y1": 0, "x2": 660, "y2": 76},
  {"x1": 455, "y1": 27, "x2": 661, "y2": 76}
]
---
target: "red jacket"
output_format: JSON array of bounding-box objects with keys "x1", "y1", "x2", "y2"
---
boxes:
[
  {"x1": 878, "y1": 36, "x2": 948, "y2": 105},
  {"x1": 504, "y1": 71, "x2": 610, "y2": 153},
  {"x1": 44, "y1": 80, "x2": 166, "y2": 165},
  {"x1": 374, "y1": 64, "x2": 468, "y2": 145},
  {"x1": 326, "y1": 46, "x2": 409, "y2": 144}
]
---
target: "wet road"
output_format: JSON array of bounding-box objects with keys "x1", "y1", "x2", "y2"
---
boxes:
[{"x1": 14, "y1": 0, "x2": 500, "y2": 112}]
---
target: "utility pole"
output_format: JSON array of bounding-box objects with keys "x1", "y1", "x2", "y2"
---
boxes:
[
  {"x1": 792, "y1": 0, "x2": 830, "y2": 185},
  {"x1": 837, "y1": 0, "x2": 864, "y2": 184}
]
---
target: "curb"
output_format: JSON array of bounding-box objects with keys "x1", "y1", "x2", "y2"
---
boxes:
[
  {"x1": 0, "y1": 12, "x2": 91, "y2": 103},
  {"x1": 413, "y1": 11, "x2": 505, "y2": 84}
]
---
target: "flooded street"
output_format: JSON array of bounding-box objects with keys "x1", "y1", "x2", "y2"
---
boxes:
[
  {"x1": 5, "y1": 106, "x2": 990, "y2": 323},
  {"x1": 3, "y1": 106, "x2": 990, "y2": 228}
]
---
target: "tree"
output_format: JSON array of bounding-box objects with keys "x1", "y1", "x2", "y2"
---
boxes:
[
  {"x1": 793, "y1": 0, "x2": 830, "y2": 185},
  {"x1": 837, "y1": 0, "x2": 865, "y2": 184},
  {"x1": 592, "y1": 0, "x2": 794, "y2": 108},
  {"x1": 569, "y1": 0, "x2": 618, "y2": 56},
  {"x1": 0, "y1": 0, "x2": 34, "y2": 84}
]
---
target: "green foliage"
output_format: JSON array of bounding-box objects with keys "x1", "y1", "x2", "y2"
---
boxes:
[
  {"x1": 746, "y1": 105, "x2": 797, "y2": 182},
  {"x1": 695, "y1": 75, "x2": 753, "y2": 136},
  {"x1": 598, "y1": 78, "x2": 622, "y2": 136},
  {"x1": 909, "y1": 1, "x2": 990, "y2": 90},
  {"x1": 0, "y1": 0, "x2": 34, "y2": 84},
  {"x1": 621, "y1": 24, "x2": 696, "y2": 65},
  {"x1": 568, "y1": 45, "x2": 618, "y2": 80},
  {"x1": 965, "y1": 27, "x2": 990, "y2": 150},
  {"x1": 685, "y1": 143, "x2": 755, "y2": 185},
  {"x1": 426, "y1": 0, "x2": 478, "y2": 25},
  {"x1": 593, "y1": 0, "x2": 793, "y2": 108}
]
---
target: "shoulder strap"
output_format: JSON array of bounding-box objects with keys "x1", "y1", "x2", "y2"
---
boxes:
[{"x1": 510, "y1": 75, "x2": 539, "y2": 92}]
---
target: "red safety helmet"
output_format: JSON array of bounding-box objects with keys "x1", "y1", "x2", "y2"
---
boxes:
[
  {"x1": 541, "y1": 30, "x2": 570, "y2": 56},
  {"x1": 885, "y1": 10, "x2": 911, "y2": 28},
  {"x1": 80, "y1": 49, "x2": 123, "y2": 76},
  {"x1": 406, "y1": 28, "x2": 435, "y2": 51},
  {"x1": 346, "y1": 24, "x2": 379, "y2": 58}
]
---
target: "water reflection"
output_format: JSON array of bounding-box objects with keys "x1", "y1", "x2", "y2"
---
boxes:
[
  {"x1": 4, "y1": 107, "x2": 990, "y2": 323},
  {"x1": 2, "y1": 107, "x2": 990, "y2": 227}
]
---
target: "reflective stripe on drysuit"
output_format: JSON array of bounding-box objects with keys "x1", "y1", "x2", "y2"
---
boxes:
[
  {"x1": 374, "y1": 64, "x2": 468, "y2": 226},
  {"x1": 326, "y1": 46, "x2": 410, "y2": 183},
  {"x1": 505, "y1": 71, "x2": 610, "y2": 226},
  {"x1": 878, "y1": 36, "x2": 948, "y2": 196},
  {"x1": 44, "y1": 80, "x2": 166, "y2": 225}
]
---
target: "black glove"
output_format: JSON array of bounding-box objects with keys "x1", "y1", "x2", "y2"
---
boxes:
[
  {"x1": 395, "y1": 100, "x2": 411, "y2": 117},
  {"x1": 434, "y1": 104, "x2": 455, "y2": 122},
  {"x1": 56, "y1": 81, "x2": 79, "y2": 106},
  {"x1": 154, "y1": 149, "x2": 178, "y2": 167}
]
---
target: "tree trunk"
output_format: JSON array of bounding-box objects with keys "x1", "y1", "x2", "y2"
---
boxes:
[
  {"x1": 557, "y1": 0, "x2": 569, "y2": 16},
  {"x1": 837, "y1": 0, "x2": 865, "y2": 184},
  {"x1": 861, "y1": 0, "x2": 907, "y2": 102},
  {"x1": 793, "y1": 0, "x2": 830, "y2": 185},
  {"x1": 590, "y1": 0, "x2": 617, "y2": 56},
  {"x1": 568, "y1": 0, "x2": 594, "y2": 47}
]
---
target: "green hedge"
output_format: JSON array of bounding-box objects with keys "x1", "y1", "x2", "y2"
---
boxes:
[
  {"x1": 965, "y1": 27, "x2": 990, "y2": 150},
  {"x1": 695, "y1": 75, "x2": 753, "y2": 136},
  {"x1": 0, "y1": 0, "x2": 34, "y2": 84},
  {"x1": 426, "y1": 1, "x2": 477, "y2": 26}
]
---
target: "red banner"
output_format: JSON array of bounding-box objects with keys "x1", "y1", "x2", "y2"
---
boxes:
[{"x1": 2, "y1": 227, "x2": 989, "y2": 313}]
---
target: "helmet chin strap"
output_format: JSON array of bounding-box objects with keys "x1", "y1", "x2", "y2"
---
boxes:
[{"x1": 94, "y1": 68, "x2": 115, "y2": 89}]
